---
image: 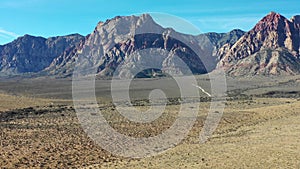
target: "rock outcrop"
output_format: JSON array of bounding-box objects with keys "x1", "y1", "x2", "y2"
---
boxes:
[
  {"x1": 218, "y1": 12, "x2": 300, "y2": 76},
  {"x1": 45, "y1": 14, "x2": 217, "y2": 78},
  {"x1": 3, "y1": 12, "x2": 298, "y2": 77},
  {"x1": 0, "y1": 34, "x2": 84, "y2": 75}
]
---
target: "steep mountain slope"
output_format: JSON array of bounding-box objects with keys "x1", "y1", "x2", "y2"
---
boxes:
[
  {"x1": 6, "y1": 13, "x2": 298, "y2": 78},
  {"x1": 218, "y1": 12, "x2": 300, "y2": 76},
  {"x1": 205, "y1": 29, "x2": 245, "y2": 49},
  {"x1": 45, "y1": 14, "x2": 217, "y2": 78},
  {"x1": 0, "y1": 34, "x2": 84, "y2": 75}
]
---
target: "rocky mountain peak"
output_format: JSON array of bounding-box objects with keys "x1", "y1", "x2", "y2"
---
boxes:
[
  {"x1": 0, "y1": 34, "x2": 84, "y2": 75},
  {"x1": 94, "y1": 14, "x2": 161, "y2": 35},
  {"x1": 46, "y1": 14, "x2": 219, "y2": 77},
  {"x1": 217, "y1": 12, "x2": 300, "y2": 76},
  {"x1": 291, "y1": 15, "x2": 300, "y2": 27},
  {"x1": 2, "y1": 12, "x2": 300, "y2": 77},
  {"x1": 221, "y1": 11, "x2": 299, "y2": 60},
  {"x1": 291, "y1": 15, "x2": 300, "y2": 22},
  {"x1": 254, "y1": 12, "x2": 289, "y2": 32},
  {"x1": 14, "y1": 34, "x2": 45, "y2": 44},
  {"x1": 86, "y1": 14, "x2": 164, "y2": 52}
]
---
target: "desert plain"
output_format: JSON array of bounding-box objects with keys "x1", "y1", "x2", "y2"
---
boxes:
[{"x1": 0, "y1": 75, "x2": 300, "y2": 168}]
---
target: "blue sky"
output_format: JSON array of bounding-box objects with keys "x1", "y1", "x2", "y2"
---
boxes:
[{"x1": 0, "y1": 0, "x2": 299, "y2": 45}]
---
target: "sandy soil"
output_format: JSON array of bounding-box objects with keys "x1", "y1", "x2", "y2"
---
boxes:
[
  {"x1": 94, "y1": 99, "x2": 300, "y2": 169},
  {"x1": 1, "y1": 92, "x2": 300, "y2": 168},
  {"x1": 1, "y1": 75, "x2": 300, "y2": 168}
]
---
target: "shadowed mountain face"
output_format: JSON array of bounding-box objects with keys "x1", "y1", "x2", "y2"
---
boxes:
[
  {"x1": 0, "y1": 14, "x2": 243, "y2": 77},
  {"x1": 0, "y1": 14, "x2": 243, "y2": 78},
  {"x1": 0, "y1": 34, "x2": 84, "y2": 75},
  {"x1": 205, "y1": 29, "x2": 245, "y2": 49},
  {"x1": 218, "y1": 12, "x2": 300, "y2": 76},
  {"x1": 1, "y1": 12, "x2": 300, "y2": 77},
  {"x1": 45, "y1": 14, "x2": 218, "y2": 78},
  {"x1": 96, "y1": 33, "x2": 208, "y2": 77}
]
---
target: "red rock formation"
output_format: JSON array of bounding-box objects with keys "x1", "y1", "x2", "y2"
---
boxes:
[{"x1": 218, "y1": 12, "x2": 300, "y2": 76}]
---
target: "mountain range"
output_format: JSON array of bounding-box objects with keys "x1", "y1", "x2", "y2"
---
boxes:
[{"x1": 0, "y1": 12, "x2": 299, "y2": 77}]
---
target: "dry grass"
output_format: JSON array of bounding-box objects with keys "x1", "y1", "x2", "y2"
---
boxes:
[
  {"x1": 0, "y1": 93, "x2": 49, "y2": 111},
  {"x1": 85, "y1": 98, "x2": 300, "y2": 169},
  {"x1": 1, "y1": 75, "x2": 300, "y2": 168},
  {"x1": 1, "y1": 93, "x2": 300, "y2": 168}
]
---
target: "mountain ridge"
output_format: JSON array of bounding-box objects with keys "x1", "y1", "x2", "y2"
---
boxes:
[
  {"x1": 1, "y1": 12, "x2": 299, "y2": 77},
  {"x1": 41, "y1": 14, "x2": 219, "y2": 78},
  {"x1": 0, "y1": 34, "x2": 84, "y2": 75},
  {"x1": 217, "y1": 12, "x2": 300, "y2": 76}
]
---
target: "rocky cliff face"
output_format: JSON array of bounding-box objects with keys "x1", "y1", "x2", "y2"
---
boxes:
[
  {"x1": 46, "y1": 14, "x2": 217, "y2": 78},
  {"x1": 0, "y1": 34, "x2": 84, "y2": 75},
  {"x1": 218, "y1": 12, "x2": 300, "y2": 76},
  {"x1": 205, "y1": 29, "x2": 245, "y2": 49},
  {"x1": 3, "y1": 12, "x2": 299, "y2": 78},
  {"x1": 204, "y1": 29, "x2": 245, "y2": 61}
]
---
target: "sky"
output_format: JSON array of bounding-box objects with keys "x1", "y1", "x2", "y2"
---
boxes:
[{"x1": 1, "y1": 0, "x2": 300, "y2": 45}]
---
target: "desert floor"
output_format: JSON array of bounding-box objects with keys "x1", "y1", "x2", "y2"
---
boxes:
[{"x1": 1, "y1": 75, "x2": 300, "y2": 168}]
